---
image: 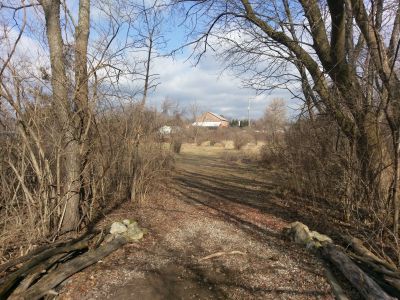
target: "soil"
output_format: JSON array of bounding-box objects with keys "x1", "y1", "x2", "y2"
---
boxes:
[{"x1": 57, "y1": 144, "x2": 347, "y2": 299}]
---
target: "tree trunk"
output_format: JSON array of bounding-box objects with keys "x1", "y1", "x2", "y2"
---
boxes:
[
  {"x1": 73, "y1": 0, "x2": 91, "y2": 225},
  {"x1": 392, "y1": 132, "x2": 400, "y2": 237},
  {"x1": 40, "y1": 0, "x2": 81, "y2": 233}
]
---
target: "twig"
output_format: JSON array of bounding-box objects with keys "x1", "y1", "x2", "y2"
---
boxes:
[{"x1": 198, "y1": 250, "x2": 246, "y2": 262}]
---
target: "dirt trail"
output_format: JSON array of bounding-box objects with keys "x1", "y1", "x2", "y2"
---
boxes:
[{"x1": 59, "y1": 145, "x2": 334, "y2": 299}]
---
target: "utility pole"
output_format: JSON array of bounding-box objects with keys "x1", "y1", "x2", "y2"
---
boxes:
[{"x1": 248, "y1": 98, "x2": 251, "y2": 128}]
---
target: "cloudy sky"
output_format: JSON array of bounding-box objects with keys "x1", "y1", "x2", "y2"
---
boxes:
[
  {"x1": 3, "y1": 0, "x2": 300, "y2": 120},
  {"x1": 139, "y1": 4, "x2": 298, "y2": 120},
  {"x1": 147, "y1": 51, "x2": 294, "y2": 120}
]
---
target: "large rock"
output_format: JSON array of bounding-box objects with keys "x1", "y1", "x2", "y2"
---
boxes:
[
  {"x1": 124, "y1": 222, "x2": 144, "y2": 241},
  {"x1": 110, "y1": 222, "x2": 127, "y2": 234},
  {"x1": 288, "y1": 221, "x2": 312, "y2": 244},
  {"x1": 109, "y1": 219, "x2": 146, "y2": 242},
  {"x1": 311, "y1": 231, "x2": 332, "y2": 244},
  {"x1": 283, "y1": 221, "x2": 332, "y2": 250}
]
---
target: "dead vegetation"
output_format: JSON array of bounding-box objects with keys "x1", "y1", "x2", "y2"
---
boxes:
[
  {"x1": 0, "y1": 102, "x2": 173, "y2": 261},
  {"x1": 0, "y1": 1, "x2": 173, "y2": 263}
]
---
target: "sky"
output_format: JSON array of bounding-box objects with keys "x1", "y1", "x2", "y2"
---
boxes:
[
  {"x1": 136, "y1": 2, "x2": 298, "y2": 120},
  {"x1": 147, "y1": 52, "x2": 294, "y2": 120},
  {"x1": 2, "y1": 0, "x2": 300, "y2": 121}
]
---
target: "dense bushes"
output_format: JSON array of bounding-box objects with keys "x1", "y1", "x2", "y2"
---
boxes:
[
  {"x1": 260, "y1": 116, "x2": 397, "y2": 260},
  {"x1": 0, "y1": 104, "x2": 173, "y2": 259}
]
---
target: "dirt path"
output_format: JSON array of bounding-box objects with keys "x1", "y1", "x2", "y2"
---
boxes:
[{"x1": 59, "y1": 145, "x2": 334, "y2": 299}]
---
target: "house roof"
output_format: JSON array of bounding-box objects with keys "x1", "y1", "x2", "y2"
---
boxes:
[{"x1": 207, "y1": 112, "x2": 228, "y2": 122}]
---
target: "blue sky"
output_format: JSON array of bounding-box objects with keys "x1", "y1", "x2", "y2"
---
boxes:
[
  {"x1": 140, "y1": 2, "x2": 297, "y2": 120},
  {"x1": 2, "y1": 0, "x2": 298, "y2": 120}
]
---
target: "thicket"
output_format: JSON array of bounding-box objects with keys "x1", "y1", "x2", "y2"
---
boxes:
[
  {"x1": 0, "y1": 0, "x2": 173, "y2": 261},
  {"x1": 260, "y1": 116, "x2": 400, "y2": 262},
  {"x1": 0, "y1": 102, "x2": 173, "y2": 259}
]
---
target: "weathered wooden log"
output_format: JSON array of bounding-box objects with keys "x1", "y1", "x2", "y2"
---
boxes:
[
  {"x1": 22, "y1": 235, "x2": 128, "y2": 300},
  {"x1": 8, "y1": 253, "x2": 70, "y2": 299},
  {"x1": 0, "y1": 245, "x2": 51, "y2": 275},
  {"x1": 322, "y1": 244, "x2": 396, "y2": 300},
  {"x1": 0, "y1": 237, "x2": 92, "y2": 299},
  {"x1": 323, "y1": 265, "x2": 349, "y2": 300},
  {"x1": 350, "y1": 253, "x2": 400, "y2": 279},
  {"x1": 342, "y1": 235, "x2": 397, "y2": 271},
  {"x1": 0, "y1": 232, "x2": 99, "y2": 276},
  {"x1": 349, "y1": 253, "x2": 400, "y2": 298}
]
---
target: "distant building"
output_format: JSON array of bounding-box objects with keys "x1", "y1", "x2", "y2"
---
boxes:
[
  {"x1": 192, "y1": 112, "x2": 229, "y2": 128},
  {"x1": 159, "y1": 125, "x2": 172, "y2": 135},
  {"x1": 159, "y1": 125, "x2": 182, "y2": 135}
]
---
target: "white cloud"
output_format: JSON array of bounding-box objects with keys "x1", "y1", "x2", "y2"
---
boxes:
[{"x1": 146, "y1": 52, "x2": 294, "y2": 119}]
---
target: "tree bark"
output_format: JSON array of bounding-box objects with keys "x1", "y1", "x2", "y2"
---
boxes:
[
  {"x1": 40, "y1": 0, "x2": 81, "y2": 232},
  {"x1": 0, "y1": 237, "x2": 91, "y2": 299}
]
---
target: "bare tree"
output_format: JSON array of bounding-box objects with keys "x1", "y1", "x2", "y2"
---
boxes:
[
  {"x1": 263, "y1": 98, "x2": 287, "y2": 144},
  {"x1": 0, "y1": 0, "x2": 172, "y2": 255},
  {"x1": 38, "y1": 0, "x2": 92, "y2": 232},
  {"x1": 174, "y1": 0, "x2": 400, "y2": 246}
]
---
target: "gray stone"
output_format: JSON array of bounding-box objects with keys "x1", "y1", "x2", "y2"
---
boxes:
[
  {"x1": 310, "y1": 231, "x2": 333, "y2": 244},
  {"x1": 124, "y1": 224, "x2": 144, "y2": 241},
  {"x1": 123, "y1": 219, "x2": 135, "y2": 226},
  {"x1": 110, "y1": 222, "x2": 127, "y2": 234},
  {"x1": 289, "y1": 221, "x2": 312, "y2": 244},
  {"x1": 283, "y1": 221, "x2": 333, "y2": 250}
]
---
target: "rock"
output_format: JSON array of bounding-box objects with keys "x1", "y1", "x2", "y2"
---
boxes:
[
  {"x1": 283, "y1": 221, "x2": 333, "y2": 250},
  {"x1": 310, "y1": 231, "x2": 333, "y2": 244},
  {"x1": 109, "y1": 220, "x2": 145, "y2": 242},
  {"x1": 289, "y1": 221, "x2": 312, "y2": 244},
  {"x1": 123, "y1": 219, "x2": 137, "y2": 226},
  {"x1": 124, "y1": 223, "x2": 144, "y2": 241},
  {"x1": 110, "y1": 222, "x2": 127, "y2": 234}
]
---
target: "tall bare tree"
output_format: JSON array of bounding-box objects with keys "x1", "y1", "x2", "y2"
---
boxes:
[
  {"x1": 175, "y1": 0, "x2": 400, "y2": 237},
  {"x1": 39, "y1": 0, "x2": 91, "y2": 232}
]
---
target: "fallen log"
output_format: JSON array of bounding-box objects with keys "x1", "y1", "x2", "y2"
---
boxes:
[
  {"x1": 1, "y1": 221, "x2": 144, "y2": 299},
  {"x1": 284, "y1": 222, "x2": 398, "y2": 299},
  {"x1": 349, "y1": 252, "x2": 400, "y2": 279},
  {"x1": 322, "y1": 244, "x2": 396, "y2": 300},
  {"x1": 0, "y1": 245, "x2": 51, "y2": 275},
  {"x1": 342, "y1": 235, "x2": 397, "y2": 271},
  {"x1": 8, "y1": 253, "x2": 70, "y2": 299},
  {"x1": 349, "y1": 253, "x2": 400, "y2": 298},
  {"x1": 0, "y1": 236, "x2": 93, "y2": 299},
  {"x1": 323, "y1": 264, "x2": 349, "y2": 300},
  {"x1": 0, "y1": 232, "x2": 99, "y2": 276},
  {"x1": 22, "y1": 235, "x2": 128, "y2": 300}
]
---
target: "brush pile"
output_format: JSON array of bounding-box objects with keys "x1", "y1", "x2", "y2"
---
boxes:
[{"x1": 0, "y1": 220, "x2": 145, "y2": 299}]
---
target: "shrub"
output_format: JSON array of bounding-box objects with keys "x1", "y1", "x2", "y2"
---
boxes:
[
  {"x1": 232, "y1": 130, "x2": 252, "y2": 150},
  {"x1": 259, "y1": 144, "x2": 283, "y2": 166}
]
